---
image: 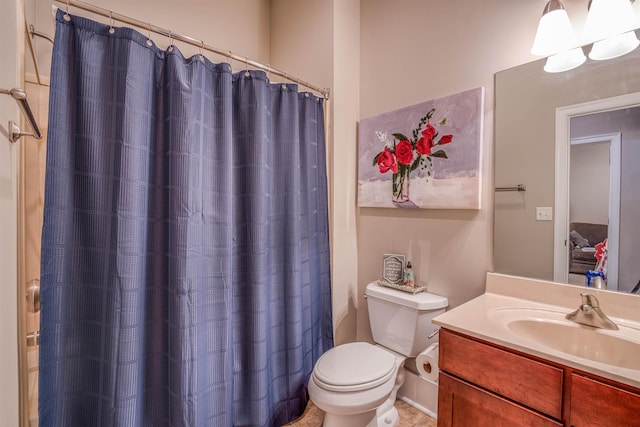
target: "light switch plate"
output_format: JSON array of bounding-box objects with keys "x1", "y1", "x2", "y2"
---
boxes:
[{"x1": 536, "y1": 207, "x2": 553, "y2": 221}]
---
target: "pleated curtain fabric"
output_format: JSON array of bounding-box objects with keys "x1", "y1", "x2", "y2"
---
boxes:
[{"x1": 39, "y1": 10, "x2": 333, "y2": 427}]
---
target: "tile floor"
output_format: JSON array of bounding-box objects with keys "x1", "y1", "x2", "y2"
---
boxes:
[{"x1": 284, "y1": 399, "x2": 437, "y2": 427}]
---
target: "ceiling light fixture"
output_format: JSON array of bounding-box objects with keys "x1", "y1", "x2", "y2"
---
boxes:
[
  {"x1": 531, "y1": 0, "x2": 578, "y2": 57},
  {"x1": 531, "y1": 0, "x2": 640, "y2": 72},
  {"x1": 583, "y1": 0, "x2": 639, "y2": 60},
  {"x1": 544, "y1": 47, "x2": 587, "y2": 73},
  {"x1": 589, "y1": 31, "x2": 640, "y2": 60}
]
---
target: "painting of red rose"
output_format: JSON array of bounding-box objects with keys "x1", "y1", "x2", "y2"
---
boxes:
[
  {"x1": 376, "y1": 148, "x2": 398, "y2": 174},
  {"x1": 358, "y1": 87, "x2": 484, "y2": 209},
  {"x1": 394, "y1": 140, "x2": 414, "y2": 165}
]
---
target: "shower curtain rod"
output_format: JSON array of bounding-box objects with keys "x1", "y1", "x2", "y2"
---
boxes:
[{"x1": 52, "y1": 0, "x2": 331, "y2": 99}]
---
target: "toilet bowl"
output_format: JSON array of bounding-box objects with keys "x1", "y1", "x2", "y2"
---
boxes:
[{"x1": 308, "y1": 282, "x2": 448, "y2": 427}]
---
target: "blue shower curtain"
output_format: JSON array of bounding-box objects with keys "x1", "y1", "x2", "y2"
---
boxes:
[{"x1": 39, "y1": 10, "x2": 333, "y2": 427}]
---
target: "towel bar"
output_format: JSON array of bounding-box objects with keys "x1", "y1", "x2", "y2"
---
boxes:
[{"x1": 495, "y1": 184, "x2": 526, "y2": 192}]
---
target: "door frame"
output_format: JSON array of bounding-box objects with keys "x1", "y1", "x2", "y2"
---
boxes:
[
  {"x1": 566, "y1": 133, "x2": 621, "y2": 289},
  {"x1": 554, "y1": 92, "x2": 640, "y2": 289}
]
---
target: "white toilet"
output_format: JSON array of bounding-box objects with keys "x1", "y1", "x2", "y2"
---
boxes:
[{"x1": 308, "y1": 282, "x2": 448, "y2": 427}]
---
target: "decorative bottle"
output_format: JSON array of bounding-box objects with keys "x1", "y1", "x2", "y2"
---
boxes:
[{"x1": 404, "y1": 261, "x2": 415, "y2": 287}]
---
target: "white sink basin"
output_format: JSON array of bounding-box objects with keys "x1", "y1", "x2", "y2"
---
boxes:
[{"x1": 488, "y1": 308, "x2": 640, "y2": 371}]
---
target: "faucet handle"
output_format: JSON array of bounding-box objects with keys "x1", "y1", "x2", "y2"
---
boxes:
[{"x1": 580, "y1": 293, "x2": 600, "y2": 308}]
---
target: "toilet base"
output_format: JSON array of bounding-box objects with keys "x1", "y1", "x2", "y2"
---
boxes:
[
  {"x1": 322, "y1": 405, "x2": 398, "y2": 427},
  {"x1": 373, "y1": 366, "x2": 403, "y2": 426},
  {"x1": 323, "y1": 409, "x2": 377, "y2": 427},
  {"x1": 377, "y1": 405, "x2": 399, "y2": 426}
]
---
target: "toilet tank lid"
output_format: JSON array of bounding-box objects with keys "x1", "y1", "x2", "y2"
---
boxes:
[{"x1": 365, "y1": 282, "x2": 448, "y2": 310}]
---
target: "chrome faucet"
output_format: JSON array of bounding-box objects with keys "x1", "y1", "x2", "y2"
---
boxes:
[{"x1": 566, "y1": 293, "x2": 619, "y2": 330}]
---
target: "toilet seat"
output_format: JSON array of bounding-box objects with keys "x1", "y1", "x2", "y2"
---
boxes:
[{"x1": 312, "y1": 342, "x2": 397, "y2": 392}]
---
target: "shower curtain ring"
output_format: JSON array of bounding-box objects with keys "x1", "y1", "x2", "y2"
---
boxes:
[
  {"x1": 199, "y1": 41, "x2": 205, "y2": 61},
  {"x1": 244, "y1": 57, "x2": 250, "y2": 77},
  {"x1": 63, "y1": 0, "x2": 71, "y2": 21},
  {"x1": 146, "y1": 22, "x2": 153, "y2": 46},
  {"x1": 167, "y1": 31, "x2": 174, "y2": 52},
  {"x1": 108, "y1": 11, "x2": 115, "y2": 34}
]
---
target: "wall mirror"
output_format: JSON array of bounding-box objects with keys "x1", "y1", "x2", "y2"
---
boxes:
[{"x1": 494, "y1": 41, "x2": 640, "y2": 294}]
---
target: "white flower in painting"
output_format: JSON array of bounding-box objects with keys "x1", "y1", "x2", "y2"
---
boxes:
[{"x1": 375, "y1": 130, "x2": 394, "y2": 149}]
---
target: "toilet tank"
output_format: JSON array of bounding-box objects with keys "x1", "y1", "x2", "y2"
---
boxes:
[{"x1": 365, "y1": 282, "x2": 448, "y2": 357}]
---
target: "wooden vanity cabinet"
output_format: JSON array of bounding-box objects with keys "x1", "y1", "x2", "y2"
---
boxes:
[
  {"x1": 439, "y1": 372, "x2": 562, "y2": 427},
  {"x1": 437, "y1": 328, "x2": 640, "y2": 427},
  {"x1": 438, "y1": 328, "x2": 563, "y2": 426},
  {"x1": 569, "y1": 374, "x2": 640, "y2": 427}
]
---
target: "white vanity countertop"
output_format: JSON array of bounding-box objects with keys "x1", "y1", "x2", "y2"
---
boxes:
[{"x1": 432, "y1": 272, "x2": 640, "y2": 389}]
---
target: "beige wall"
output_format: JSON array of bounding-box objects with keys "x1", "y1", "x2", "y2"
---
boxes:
[
  {"x1": 329, "y1": 0, "x2": 360, "y2": 344},
  {"x1": 355, "y1": 0, "x2": 550, "y2": 342},
  {"x1": 570, "y1": 142, "x2": 610, "y2": 225},
  {"x1": 1, "y1": 1, "x2": 22, "y2": 425},
  {"x1": 270, "y1": 0, "x2": 361, "y2": 344},
  {"x1": 68, "y1": 0, "x2": 270, "y2": 62},
  {"x1": 26, "y1": 0, "x2": 271, "y2": 85}
]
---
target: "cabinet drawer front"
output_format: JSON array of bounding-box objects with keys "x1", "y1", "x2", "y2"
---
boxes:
[
  {"x1": 438, "y1": 372, "x2": 563, "y2": 427},
  {"x1": 570, "y1": 374, "x2": 640, "y2": 427},
  {"x1": 440, "y1": 329, "x2": 564, "y2": 419}
]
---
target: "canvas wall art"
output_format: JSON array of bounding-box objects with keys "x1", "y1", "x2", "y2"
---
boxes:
[{"x1": 358, "y1": 87, "x2": 484, "y2": 209}]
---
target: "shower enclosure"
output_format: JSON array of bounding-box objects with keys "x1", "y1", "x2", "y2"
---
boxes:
[
  {"x1": 18, "y1": 1, "x2": 333, "y2": 426},
  {"x1": 18, "y1": 1, "x2": 55, "y2": 426}
]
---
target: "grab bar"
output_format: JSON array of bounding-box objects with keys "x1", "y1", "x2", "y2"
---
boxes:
[{"x1": 0, "y1": 87, "x2": 42, "y2": 142}]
